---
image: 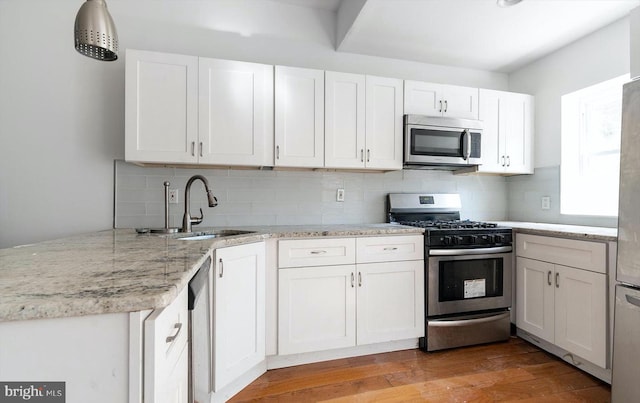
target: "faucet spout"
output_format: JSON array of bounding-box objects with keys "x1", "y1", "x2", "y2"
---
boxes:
[{"x1": 182, "y1": 175, "x2": 218, "y2": 233}]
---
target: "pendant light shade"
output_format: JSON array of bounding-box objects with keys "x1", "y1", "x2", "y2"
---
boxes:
[
  {"x1": 497, "y1": 0, "x2": 523, "y2": 7},
  {"x1": 74, "y1": 0, "x2": 118, "y2": 61}
]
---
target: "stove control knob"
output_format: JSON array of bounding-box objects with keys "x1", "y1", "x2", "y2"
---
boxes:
[
  {"x1": 453, "y1": 236, "x2": 464, "y2": 245},
  {"x1": 442, "y1": 236, "x2": 452, "y2": 245},
  {"x1": 495, "y1": 234, "x2": 504, "y2": 243},
  {"x1": 487, "y1": 234, "x2": 495, "y2": 243},
  {"x1": 470, "y1": 235, "x2": 478, "y2": 244}
]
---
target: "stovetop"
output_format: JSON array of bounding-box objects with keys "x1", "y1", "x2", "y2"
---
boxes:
[{"x1": 387, "y1": 193, "x2": 512, "y2": 248}]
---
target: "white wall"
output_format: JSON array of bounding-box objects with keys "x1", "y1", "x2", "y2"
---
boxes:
[
  {"x1": 0, "y1": 0, "x2": 508, "y2": 248},
  {"x1": 509, "y1": 16, "x2": 630, "y2": 168},
  {"x1": 506, "y1": 16, "x2": 629, "y2": 228}
]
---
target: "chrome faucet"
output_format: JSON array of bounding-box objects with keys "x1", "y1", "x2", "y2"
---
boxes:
[{"x1": 182, "y1": 175, "x2": 218, "y2": 233}]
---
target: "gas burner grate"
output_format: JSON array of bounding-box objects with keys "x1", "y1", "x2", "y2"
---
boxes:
[{"x1": 399, "y1": 219, "x2": 498, "y2": 229}]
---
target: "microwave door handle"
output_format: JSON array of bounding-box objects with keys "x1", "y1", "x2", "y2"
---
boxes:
[{"x1": 462, "y1": 129, "x2": 471, "y2": 160}]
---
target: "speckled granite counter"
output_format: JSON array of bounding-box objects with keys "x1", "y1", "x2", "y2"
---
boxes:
[
  {"x1": 495, "y1": 221, "x2": 617, "y2": 242},
  {"x1": 0, "y1": 224, "x2": 422, "y2": 322}
]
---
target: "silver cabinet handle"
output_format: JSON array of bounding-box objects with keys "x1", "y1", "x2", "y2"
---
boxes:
[
  {"x1": 219, "y1": 258, "x2": 223, "y2": 278},
  {"x1": 501, "y1": 156, "x2": 506, "y2": 167},
  {"x1": 506, "y1": 156, "x2": 511, "y2": 167},
  {"x1": 547, "y1": 271, "x2": 552, "y2": 286},
  {"x1": 360, "y1": 149, "x2": 364, "y2": 162},
  {"x1": 555, "y1": 272, "x2": 559, "y2": 288},
  {"x1": 199, "y1": 142, "x2": 203, "y2": 157},
  {"x1": 627, "y1": 294, "x2": 640, "y2": 308},
  {"x1": 191, "y1": 141, "x2": 195, "y2": 157},
  {"x1": 351, "y1": 272, "x2": 355, "y2": 288},
  {"x1": 429, "y1": 311, "x2": 510, "y2": 328},
  {"x1": 444, "y1": 100, "x2": 448, "y2": 113},
  {"x1": 366, "y1": 149, "x2": 371, "y2": 162},
  {"x1": 439, "y1": 100, "x2": 443, "y2": 113},
  {"x1": 276, "y1": 145, "x2": 280, "y2": 160},
  {"x1": 309, "y1": 250, "x2": 327, "y2": 255},
  {"x1": 358, "y1": 272, "x2": 362, "y2": 287},
  {"x1": 383, "y1": 247, "x2": 398, "y2": 251},
  {"x1": 165, "y1": 323, "x2": 183, "y2": 343}
]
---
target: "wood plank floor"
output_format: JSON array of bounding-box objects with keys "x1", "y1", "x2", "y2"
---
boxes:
[{"x1": 230, "y1": 337, "x2": 611, "y2": 402}]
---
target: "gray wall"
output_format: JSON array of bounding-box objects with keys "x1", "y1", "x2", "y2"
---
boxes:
[
  {"x1": 0, "y1": 0, "x2": 508, "y2": 248},
  {"x1": 505, "y1": 17, "x2": 629, "y2": 227},
  {"x1": 115, "y1": 161, "x2": 508, "y2": 229}
]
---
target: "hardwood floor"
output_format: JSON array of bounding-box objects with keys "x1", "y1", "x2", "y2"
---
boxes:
[{"x1": 230, "y1": 337, "x2": 611, "y2": 402}]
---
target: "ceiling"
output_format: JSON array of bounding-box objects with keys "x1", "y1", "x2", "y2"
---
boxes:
[{"x1": 273, "y1": 0, "x2": 640, "y2": 73}]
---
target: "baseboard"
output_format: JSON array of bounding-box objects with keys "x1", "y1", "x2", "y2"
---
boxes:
[
  {"x1": 266, "y1": 338, "x2": 419, "y2": 370},
  {"x1": 516, "y1": 328, "x2": 611, "y2": 384}
]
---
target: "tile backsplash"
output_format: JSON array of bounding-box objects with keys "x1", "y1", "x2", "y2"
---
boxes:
[{"x1": 114, "y1": 160, "x2": 508, "y2": 229}]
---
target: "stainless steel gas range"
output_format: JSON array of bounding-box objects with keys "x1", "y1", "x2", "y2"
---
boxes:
[{"x1": 387, "y1": 193, "x2": 513, "y2": 351}]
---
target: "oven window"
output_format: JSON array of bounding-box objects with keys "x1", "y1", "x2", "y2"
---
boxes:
[
  {"x1": 439, "y1": 258, "x2": 503, "y2": 301},
  {"x1": 411, "y1": 129, "x2": 462, "y2": 157}
]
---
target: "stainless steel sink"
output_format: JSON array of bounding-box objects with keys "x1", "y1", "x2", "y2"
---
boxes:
[{"x1": 174, "y1": 229, "x2": 255, "y2": 241}]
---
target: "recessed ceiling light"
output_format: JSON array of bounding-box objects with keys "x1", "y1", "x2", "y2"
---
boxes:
[{"x1": 497, "y1": 0, "x2": 523, "y2": 7}]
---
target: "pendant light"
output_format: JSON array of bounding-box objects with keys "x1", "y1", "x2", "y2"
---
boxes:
[
  {"x1": 74, "y1": 0, "x2": 119, "y2": 61},
  {"x1": 497, "y1": 0, "x2": 523, "y2": 7}
]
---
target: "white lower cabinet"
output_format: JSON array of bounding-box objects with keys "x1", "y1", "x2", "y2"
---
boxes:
[
  {"x1": 213, "y1": 242, "x2": 266, "y2": 392},
  {"x1": 516, "y1": 234, "x2": 608, "y2": 369},
  {"x1": 278, "y1": 235, "x2": 424, "y2": 356},
  {"x1": 144, "y1": 286, "x2": 189, "y2": 403}
]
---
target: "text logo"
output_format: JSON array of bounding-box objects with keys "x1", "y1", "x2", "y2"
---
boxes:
[{"x1": 0, "y1": 382, "x2": 64, "y2": 403}]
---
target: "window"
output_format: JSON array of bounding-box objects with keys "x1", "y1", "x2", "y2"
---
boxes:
[{"x1": 561, "y1": 74, "x2": 627, "y2": 217}]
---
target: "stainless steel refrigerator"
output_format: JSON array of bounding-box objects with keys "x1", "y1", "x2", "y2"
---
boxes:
[{"x1": 612, "y1": 78, "x2": 640, "y2": 401}]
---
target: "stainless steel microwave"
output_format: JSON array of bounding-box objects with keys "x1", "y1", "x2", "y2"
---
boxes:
[{"x1": 404, "y1": 115, "x2": 482, "y2": 167}]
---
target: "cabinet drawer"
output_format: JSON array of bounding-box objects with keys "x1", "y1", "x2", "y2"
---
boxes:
[
  {"x1": 356, "y1": 235, "x2": 424, "y2": 263},
  {"x1": 516, "y1": 234, "x2": 606, "y2": 274},
  {"x1": 278, "y1": 238, "x2": 356, "y2": 268},
  {"x1": 144, "y1": 286, "x2": 188, "y2": 379}
]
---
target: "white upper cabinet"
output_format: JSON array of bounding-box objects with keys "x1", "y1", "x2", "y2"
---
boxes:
[
  {"x1": 478, "y1": 89, "x2": 534, "y2": 174},
  {"x1": 324, "y1": 71, "x2": 366, "y2": 169},
  {"x1": 324, "y1": 73, "x2": 403, "y2": 170},
  {"x1": 198, "y1": 58, "x2": 274, "y2": 166},
  {"x1": 275, "y1": 66, "x2": 325, "y2": 168},
  {"x1": 404, "y1": 80, "x2": 479, "y2": 120},
  {"x1": 125, "y1": 49, "x2": 199, "y2": 164},
  {"x1": 125, "y1": 50, "x2": 273, "y2": 167},
  {"x1": 365, "y1": 75, "x2": 404, "y2": 170}
]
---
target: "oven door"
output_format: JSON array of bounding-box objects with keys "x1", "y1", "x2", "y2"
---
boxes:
[{"x1": 427, "y1": 247, "x2": 512, "y2": 317}]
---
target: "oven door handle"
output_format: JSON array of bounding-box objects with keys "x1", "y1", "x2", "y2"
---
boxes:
[
  {"x1": 428, "y1": 311, "x2": 510, "y2": 328},
  {"x1": 429, "y1": 246, "x2": 512, "y2": 256}
]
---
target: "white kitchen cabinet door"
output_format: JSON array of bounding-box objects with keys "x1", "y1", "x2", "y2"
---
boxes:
[
  {"x1": 504, "y1": 93, "x2": 534, "y2": 174},
  {"x1": 554, "y1": 264, "x2": 607, "y2": 368},
  {"x1": 278, "y1": 265, "x2": 357, "y2": 355},
  {"x1": 365, "y1": 75, "x2": 404, "y2": 170},
  {"x1": 441, "y1": 84, "x2": 479, "y2": 120},
  {"x1": 356, "y1": 261, "x2": 424, "y2": 345},
  {"x1": 198, "y1": 58, "x2": 274, "y2": 166},
  {"x1": 144, "y1": 287, "x2": 189, "y2": 403},
  {"x1": 275, "y1": 66, "x2": 325, "y2": 168},
  {"x1": 478, "y1": 89, "x2": 505, "y2": 172},
  {"x1": 404, "y1": 80, "x2": 442, "y2": 117},
  {"x1": 478, "y1": 90, "x2": 534, "y2": 174},
  {"x1": 516, "y1": 257, "x2": 555, "y2": 343},
  {"x1": 324, "y1": 71, "x2": 366, "y2": 169},
  {"x1": 213, "y1": 242, "x2": 266, "y2": 392},
  {"x1": 125, "y1": 49, "x2": 198, "y2": 164},
  {"x1": 404, "y1": 81, "x2": 478, "y2": 119}
]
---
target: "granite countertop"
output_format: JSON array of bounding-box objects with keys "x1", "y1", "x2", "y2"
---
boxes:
[
  {"x1": 0, "y1": 224, "x2": 422, "y2": 322},
  {"x1": 495, "y1": 221, "x2": 617, "y2": 242}
]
